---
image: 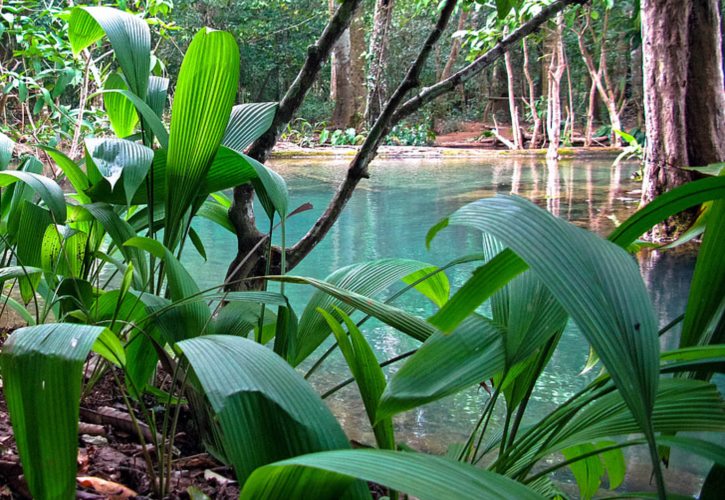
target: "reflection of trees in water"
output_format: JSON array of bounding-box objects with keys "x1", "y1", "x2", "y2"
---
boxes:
[
  {"x1": 546, "y1": 158, "x2": 560, "y2": 216},
  {"x1": 511, "y1": 159, "x2": 521, "y2": 195},
  {"x1": 637, "y1": 247, "x2": 697, "y2": 351}
]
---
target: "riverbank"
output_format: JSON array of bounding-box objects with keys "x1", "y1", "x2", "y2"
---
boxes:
[{"x1": 269, "y1": 142, "x2": 624, "y2": 160}]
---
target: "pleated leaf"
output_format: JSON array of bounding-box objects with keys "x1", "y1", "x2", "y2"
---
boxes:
[
  {"x1": 82, "y1": 203, "x2": 148, "y2": 288},
  {"x1": 41, "y1": 224, "x2": 88, "y2": 278},
  {"x1": 608, "y1": 176, "x2": 725, "y2": 247},
  {"x1": 0, "y1": 170, "x2": 66, "y2": 222},
  {"x1": 320, "y1": 308, "x2": 395, "y2": 450},
  {"x1": 0, "y1": 131, "x2": 14, "y2": 169},
  {"x1": 85, "y1": 138, "x2": 153, "y2": 205},
  {"x1": 164, "y1": 27, "x2": 239, "y2": 249},
  {"x1": 100, "y1": 88, "x2": 170, "y2": 148},
  {"x1": 241, "y1": 449, "x2": 544, "y2": 500},
  {"x1": 680, "y1": 192, "x2": 725, "y2": 349},
  {"x1": 504, "y1": 379, "x2": 725, "y2": 476},
  {"x1": 1, "y1": 324, "x2": 115, "y2": 499},
  {"x1": 433, "y1": 195, "x2": 660, "y2": 464},
  {"x1": 197, "y1": 199, "x2": 235, "y2": 233},
  {"x1": 125, "y1": 237, "x2": 210, "y2": 342},
  {"x1": 285, "y1": 259, "x2": 443, "y2": 365},
  {"x1": 103, "y1": 73, "x2": 139, "y2": 138},
  {"x1": 378, "y1": 314, "x2": 506, "y2": 419},
  {"x1": 222, "y1": 102, "x2": 277, "y2": 152},
  {"x1": 39, "y1": 146, "x2": 90, "y2": 203},
  {"x1": 68, "y1": 6, "x2": 150, "y2": 99},
  {"x1": 177, "y1": 335, "x2": 357, "y2": 484}
]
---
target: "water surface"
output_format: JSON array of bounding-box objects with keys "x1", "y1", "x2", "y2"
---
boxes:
[{"x1": 188, "y1": 156, "x2": 705, "y2": 494}]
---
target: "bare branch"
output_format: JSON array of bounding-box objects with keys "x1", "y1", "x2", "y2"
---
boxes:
[
  {"x1": 392, "y1": 0, "x2": 587, "y2": 123},
  {"x1": 285, "y1": 0, "x2": 459, "y2": 268}
]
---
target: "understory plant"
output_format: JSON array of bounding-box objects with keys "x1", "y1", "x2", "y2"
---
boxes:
[{"x1": 0, "y1": 5, "x2": 724, "y2": 500}]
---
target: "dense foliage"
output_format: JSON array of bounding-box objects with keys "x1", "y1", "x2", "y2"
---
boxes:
[{"x1": 0, "y1": 2, "x2": 723, "y2": 499}]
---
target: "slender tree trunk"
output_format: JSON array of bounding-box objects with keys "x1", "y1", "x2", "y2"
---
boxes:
[
  {"x1": 442, "y1": 9, "x2": 469, "y2": 79},
  {"x1": 365, "y1": 0, "x2": 395, "y2": 126},
  {"x1": 640, "y1": 0, "x2": 725, "y2": 236},
  {"x1": 584, "y1": 76, "x2": 597, "y2": 146},
  {"x1": 331, "y1": 5, "x2": 367, "y2": 128},
  {"x1": 504, "y1": 27, "x2": 523, "y2": 149},
  {"x1": 546, "y1": 13, "x2": 565, "y2": 160},
  {"x1": 630, "y1": 42, "x2": 644, "y2": 128},
  {"x1": 522, "y1": 39, "x2": 542, "y2": 148},
  {"x1": 575, "y1": 8, "x2": 623, "y2": 146}
]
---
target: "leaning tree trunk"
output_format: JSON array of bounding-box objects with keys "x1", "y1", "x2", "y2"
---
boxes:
[
  {"x1": 365, "y1": 0, "x2": 395, "y2": 126},
  {"x1": 640, "y1": 0, "x2": 725, "y2": 237},
  {"x1": 331, "y1": 4, "x2": 367, "y2": 128},
  {"x1": 546, "y1": 13, "x2": 565, "y2": 160}
]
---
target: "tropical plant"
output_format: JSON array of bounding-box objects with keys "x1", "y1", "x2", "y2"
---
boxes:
[{"x1": 1, "y1": 5, "x2": 724, "y2": 500}]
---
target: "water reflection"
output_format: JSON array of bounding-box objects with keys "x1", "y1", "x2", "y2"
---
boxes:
[{"x1": 187, "y1": 157, "x2": 699, "y2": 491}]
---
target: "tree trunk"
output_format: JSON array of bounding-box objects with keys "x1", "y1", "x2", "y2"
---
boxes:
[
  {"x1": 503, "y1": 28, "x2": 523, "y2": 149},
  {"x1": 574, "y1": 8, "x2": 623, "y2": 146},
  {"x1": 640, "y1": 0, "x2": 725, "y2": 238},
  {"x1": 546, "y1": 13, "x2": 565, "y2": 160},
  {"x1": 365, "y1": 0, "x2": 395, "y2": 126},
  {"x1": 441, "y1": 9, "x2": 469, "y2": 79},
  {"x1": 331, "y1": 6, "x2": 367, "y2": 128},
  {"x1": 584, "y1": 76, "x2": 597, "y2": 146},
  {"x1": 522, "y1": 38, "x2": 542, "y2": 148},
  {"x1": 630, "y1": 42, "x2": 644, "y2": 128}
]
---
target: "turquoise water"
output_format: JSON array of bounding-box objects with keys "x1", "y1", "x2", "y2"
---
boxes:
[{"x1": 188, "y1": 156, "x2": 707, "y2": 494}]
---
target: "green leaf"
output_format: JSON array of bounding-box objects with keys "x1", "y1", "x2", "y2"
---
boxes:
[
  {"x1": 247, "y1": 154, "x2": 289, "y2": 219},
  {"x1": 146, "y1": 76, "x2": 169, "y2": 118},
  {"x1": 436, "y1": 195, "x2": 661, "y2": 485},
  {"x1": 99, "y1": 89, "x2": 170, "y2": 148},
  {"x1": 177, "y1": 335, "x2": 355, "y2": 483},
  {"x1": 428, "y1": 249, "x2": 528, "y2": 332},
  {"x1": 0, "y1": 170, "x2": 66, "y2": 223},
  {"x1": 401, "y1": 265, "x2": 450, "y2": 308},
  {"x1": 41, "y1": 224, "x2": 87, "y2": 278},
  {"x1": 38, "y1": 146, "x2": 90, "y2": 203},
  {"x1": 680, "y1": 194, "x2": 725, "y2": 350},
  {"x1": 1, "y1": 324, "x2": 109, "y2": 499},
  {"x1": 609, "y1": 176, "x2": 725, "y2": 247},
  {"x1": 82, "y1": 203, "x2": 148, "y2": 288},
  {"x1": 286, "y1": 259, "x2": 443, "y2": 365},
  {"x1": 68, "y1": 6, "x2": 150, "y2": 99},
  {"x1": 103, "y1": 73, "x2": 139, "y2": 138},
  {"x1": 378, "y1": 314, "x2": 505, "y2": 419},
  {"x1": 125, "y1": 237, "x2": 210, "y2": 342},
  {"x1": 84, "y1": 138, "x2": 153, "y2": 205},
  {"x1": 164, "y1": 27, "x2": 239, "y2": 249},
  {"x1": 222, "y1": 102, "x2": 277, "y2": 152},
  {"x1": 562, "y1": 443, "x2": 604, "y2": 499},
  {"x1": 197, "y1": 199, "x2": 235, "y2": 233},
  {"x1": 241, "y1": 449, "x2": 545, "y2": 500},
  {"x1": 0, "y1": 131, "x2": 14, "y2": 169},
  {"x1": 0, "y1": 266, "x2": 42, "y2": 283},
  {"x1": 320, "y1": 308, "x2": 394, "y2": 450}
]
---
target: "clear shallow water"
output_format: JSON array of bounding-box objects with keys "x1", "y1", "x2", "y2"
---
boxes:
[{"x1": 187, "y1": 156, "x2": 709, "y2": 494}]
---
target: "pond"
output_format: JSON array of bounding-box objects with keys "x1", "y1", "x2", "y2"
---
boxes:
[{"x1": 187, "y1": 155, "x2": 706, "y2": 495}]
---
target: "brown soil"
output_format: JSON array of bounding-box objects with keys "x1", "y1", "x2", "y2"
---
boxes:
[{"x1": 434, "y1": 121, "x2": 494, "y2": 147}]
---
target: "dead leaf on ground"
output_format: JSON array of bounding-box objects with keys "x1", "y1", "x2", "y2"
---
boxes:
[{"x1": 77, "y1": 476, "x2": 137, "y2": 498}]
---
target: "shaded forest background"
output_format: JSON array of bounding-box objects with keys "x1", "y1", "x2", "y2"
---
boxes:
[{"x1": 2, "y1": 0, "x2": 704, "y2": 149}]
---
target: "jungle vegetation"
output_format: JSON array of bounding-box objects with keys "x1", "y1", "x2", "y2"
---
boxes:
[{"x1": 0, "y1": 0, "x2": 724, "y2": 498}]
